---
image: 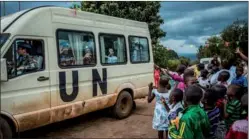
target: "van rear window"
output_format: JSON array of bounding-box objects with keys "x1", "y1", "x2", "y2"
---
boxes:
[{"x1": 129, "y1": 36, "x2": 150, "y2": 63}]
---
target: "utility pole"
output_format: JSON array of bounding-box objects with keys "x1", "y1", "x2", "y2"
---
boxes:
[
  {"x1": 19, "y1": 1, "x2": 21, "y2": 11},
  {"x1": 3, "y1": 1, "x2": 6, "y2": 16}
]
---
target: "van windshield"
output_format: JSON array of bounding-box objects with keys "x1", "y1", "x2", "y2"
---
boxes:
[{"x1": 0, "y1": 33, "x2": 10, "y2": 48}]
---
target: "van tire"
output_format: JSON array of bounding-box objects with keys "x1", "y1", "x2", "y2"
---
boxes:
[
  {"x1": 133, "y1": 101, "x2": 136, "y2": 110},
  {"x1": 0, "y1": 117, "x2": 12, "y2": 139},
  {"x1": 113, "y1": 91, "x2": 133, "y2": 119}
]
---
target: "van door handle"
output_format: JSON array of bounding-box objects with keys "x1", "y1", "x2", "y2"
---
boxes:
[{"x1": 37, "y1": 76, "x2": 49, "y2": 81}]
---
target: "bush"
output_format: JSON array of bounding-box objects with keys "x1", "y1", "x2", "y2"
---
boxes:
[
  {"x1": 179, "y1": 56, "x2": 190, "y2": 67},
  {"x1": 153, "y1": 44, "x2": 179, "y2": 68},
  {"x1": 190, "y1": 60, "x2": 199, "y2": 66},
  {"x1": 167, "y1": 59, "x2": 181, "y2": 71}
]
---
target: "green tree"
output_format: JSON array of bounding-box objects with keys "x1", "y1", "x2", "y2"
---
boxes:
[
  {"x1": 70, "y1": 3, "x2": 81, "y2": 10},
  {"x1": 80, "y1": 1, "x2": 166, "y2": 46},
  {"x1": 179, "y1": 56, "x2": 190, "y2": 67},
  {"x1": 221, "y1": 19, "x2": 248, "y2": 56},
  {"x1": 167, "y1": 59, "x2": 181, "y2": 71},
  {"x1": 197, "y1": 19, "x2": 248, "y2": 61},
  {"x1": 153, "y1": 44, "x2": 178, "y2": 68}
]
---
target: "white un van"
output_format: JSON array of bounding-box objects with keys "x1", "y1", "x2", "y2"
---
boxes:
[{"x1": 0, "y1": 6, "x2": 153, "y2": 138}]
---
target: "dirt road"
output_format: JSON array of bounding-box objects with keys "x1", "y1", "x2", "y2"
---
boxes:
[{"x1": 20, "y1": 98, "x2": 157, "y2": 138}]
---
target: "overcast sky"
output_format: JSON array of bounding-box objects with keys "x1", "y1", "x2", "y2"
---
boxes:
[
  {"x1": 160, "y1": 2, "x2": 248, "y2": 54},
  {"x1": 1, "y1": 1, "x2": 248, "y2": 54}
]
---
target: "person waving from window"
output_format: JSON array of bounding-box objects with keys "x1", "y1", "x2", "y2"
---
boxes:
[{"x1": 106, "y1": 48, "x2": 117, "y2": 64}]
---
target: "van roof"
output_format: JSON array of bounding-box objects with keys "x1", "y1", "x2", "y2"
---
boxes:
[{"x1": 1, "y1": 6, "x2": 149, "y2": 35}]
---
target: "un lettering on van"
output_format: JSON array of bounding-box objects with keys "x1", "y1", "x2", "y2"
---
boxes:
[{"x1": 59, "y1": 68, "x2": 107, "y2": 102}]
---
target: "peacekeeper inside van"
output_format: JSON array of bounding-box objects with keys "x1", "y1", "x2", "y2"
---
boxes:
[
  {"x1": 15, "y1": 43, "x2": 38, "y2": 75},
  {"x1": 105, "y1": 48, "x2": 118, "y2": 64},
  {"x1": 59, "y1": 42, "x2": 75, "y2": 66},
  {"x1": 83, "y1": 46, "x2": 94, "y2": 65}
]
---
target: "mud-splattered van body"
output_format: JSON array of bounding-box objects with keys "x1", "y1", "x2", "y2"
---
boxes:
[{"x1": 0, "y1": 6, "x2": 153, "y2": 136}]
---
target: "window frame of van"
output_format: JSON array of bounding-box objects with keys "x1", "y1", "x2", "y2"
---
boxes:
[
  {"x1": 0, "y1": 33, "x2": 10, "y2": 48},
  {"x1": 5, "y1": 38, "x2": 45, "y2": 79},
  {"x1": 98, "y1": 33, "x2": 128, "y2": 66},
  {"x1": 56, "y1": 29, "x2": 97, "y2": 69},
  {"x1": 128, "y1": 35, "x2": 150, "y2": 64}
]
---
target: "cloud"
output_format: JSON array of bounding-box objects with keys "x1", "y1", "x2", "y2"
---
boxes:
[
  {"x1": 162, "y1": 3, "x2": 247, "y2": 37},
  {"x1": 160, "y1": 39, "x2": 198, "y2": 54},
  {"x1": 160, "y1": 34, "x2": 222, "y2": 54},
  {"x1": 159, "y1": 2, "x2": 248, "y2": 55},
  {"x1": 162, "y1": 3, "x2": 247, "y2": 28}
]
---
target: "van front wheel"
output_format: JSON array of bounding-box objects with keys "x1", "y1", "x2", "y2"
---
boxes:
[
  {"x1": 113, "y1": 91, "x2": 133, "y2": 119},
  {"x1": 0, "y1": 117, "x2": 12, "y2": 139}
]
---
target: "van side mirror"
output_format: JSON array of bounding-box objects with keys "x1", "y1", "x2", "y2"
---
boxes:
[{"x1": 1, "y1": 58, "x2": 8, "y2": 82}]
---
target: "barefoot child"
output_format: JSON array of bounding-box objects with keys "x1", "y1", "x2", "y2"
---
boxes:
[
  {"x1": 148, "y1": 77, "x2": 171, "y2": 139},
  {"x1": 168, "y1": 85, "x2": 210, "y2": 139}
]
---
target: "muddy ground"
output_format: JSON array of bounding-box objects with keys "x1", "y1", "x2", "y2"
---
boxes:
[{"x1": 19, "y1": 98, "x2": 157, "y2": 138}]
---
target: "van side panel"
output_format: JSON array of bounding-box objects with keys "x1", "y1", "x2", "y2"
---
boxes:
[
  {"x1": 1, "y1": 37, "x2": 51, "y2": 116},
  {"x1": 1, "y1": 7, "x2": 153, "y2": 132}
]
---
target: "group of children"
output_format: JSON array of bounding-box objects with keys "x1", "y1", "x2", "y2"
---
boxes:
[{"x1": 150, "y1": 60, "x2": 248, "y2": 139}]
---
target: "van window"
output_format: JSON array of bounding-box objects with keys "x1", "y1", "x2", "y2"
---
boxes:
[
  {"x1": 4, "y1": 39, "x2": 44, "y2": 79},
  {"x1": 99, "y1": 34, "x2": 127, "y2": 65},
  {"x1": 129, "y1": 36, "x2": 150, "y2": 63},
  {"x1": 57, "y1": 30, "x2": 96, "y2": 67}
]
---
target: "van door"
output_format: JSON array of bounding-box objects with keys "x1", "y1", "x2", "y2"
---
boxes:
[{"x1": 1, "y1": 37, "x2": 51, "y2": 115}]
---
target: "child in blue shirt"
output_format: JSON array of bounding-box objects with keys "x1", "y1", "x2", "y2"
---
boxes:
[{"x1": 231, "y1": 66, "x2": 248, "y2": 88}]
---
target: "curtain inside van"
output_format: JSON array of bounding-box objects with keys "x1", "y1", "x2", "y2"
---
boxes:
[
  {"x1": 100, "y1": 37, "x2": 105, "y2": 63},
  {"x1": 140, "y1": 38, "x2": 149, "y2": 62},
  {"x1": 68, "y1": 33, "x2": 83, "y2": 65},
  {"x1": 116, "y1": 37, "x2": 124, "y2": 62}
]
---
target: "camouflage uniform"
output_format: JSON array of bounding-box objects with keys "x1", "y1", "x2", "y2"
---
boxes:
[{"x1": 16, "y1": 54, "x2": 38, "y2": 75}]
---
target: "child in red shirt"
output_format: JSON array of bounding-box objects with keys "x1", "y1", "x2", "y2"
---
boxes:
[{"x1": 154, "y1": 64, "x2": 161, "y2": 88}]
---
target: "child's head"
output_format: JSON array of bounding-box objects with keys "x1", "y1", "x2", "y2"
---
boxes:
[
  {"x1": 212, "y1": 66, "x2": 220, "y2": 74},
  {"x1": 184, "y1": 68, "x2": 195, "y2": 77},
  {"x1": 169, "y1": 88, "x2": 183, "y2": 104},
  {"x1": 218, "y1": 71, "x2": 230, "y2": 82},
  {"x1": 154, "y1": 64, "x2": 159, "y2": 70},
  {"x1": 176, "y1": 64, "x2": 186, "y2": 75},
  {"x1": 159, "y1": 76, "x2": 171, "y2": 90},
  {"x1": 221, "y1": 59, "x2": 230, "y2": 70},
  {"x1": 201, "y1": 89, "x2": 218, "y2": 108},
  {"x1": 184, "y1": 85, "x2": 203, "y2": 106},
  {"x1": 109, "y1": 48, "x2": 114, "y2": 55},
  {"x1": 200, "y1": 69, "x2": 209, "y2": 79},
  {"x1": 197, "y1": 63, "x2": 205, "y2": 71},
  {"x1": 207, "y1": 64, "x2": 213, "y2": 72},
  {"x1": 184, "y1": 76, "x2": 197, "y2": 88},
  {"x1": 236, "y1": 65, "x2": 244, "y2": 77},
  {"x1": 211, "y1": 84, "x2": 227, "y2": 99},
  {"x1": 241, "y1": 93, "x2": 248, "y2": 118},
  {"x1": 227, "y1": 84, "x2": 243, "y2": 101}
]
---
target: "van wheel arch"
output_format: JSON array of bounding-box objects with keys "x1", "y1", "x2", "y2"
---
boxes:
[
  {"x1": 120, "y1": 88, "x2": 134, "y2": 99},
  {"x1": 120, "y1": 88, "x2": 136, "y2": 109},
  {"x1": 112, "y1": 89, "x2": 134, "y2": 119}
]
